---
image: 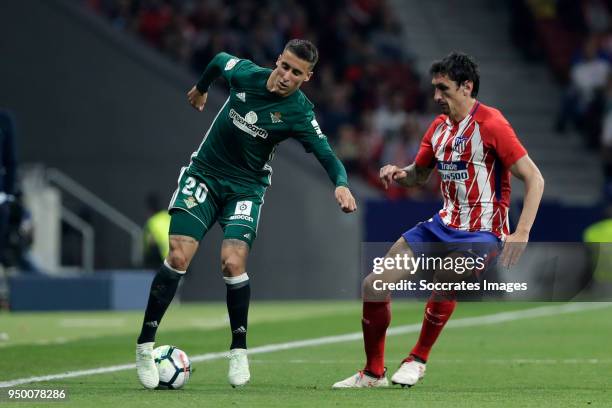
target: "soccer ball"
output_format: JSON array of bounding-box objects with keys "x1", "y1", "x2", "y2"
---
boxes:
[{"x1": 152, "y1": 345, "x2": 191, "y2": 389}]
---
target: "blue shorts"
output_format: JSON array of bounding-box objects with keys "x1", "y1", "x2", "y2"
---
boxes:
[{"x1": 402, "y1": 214, "x2": 502, "y2": 272}]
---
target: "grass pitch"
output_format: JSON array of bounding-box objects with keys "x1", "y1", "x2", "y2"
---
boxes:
[{"x1": 0, "y1": 301, "x2": 610, "y2": 407}]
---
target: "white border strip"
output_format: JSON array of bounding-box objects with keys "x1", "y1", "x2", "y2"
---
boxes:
[{"x1": 0, "y1": 303, "x2": 608, "y2": 388}]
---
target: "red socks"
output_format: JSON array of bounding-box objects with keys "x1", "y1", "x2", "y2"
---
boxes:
[
  {"x1": 362, "y1": 301, "x2": 391, "y2": 377},
  {"x1": 361, "y1": 294, "x2": 456, "y2": 375},
  {"x1": 409, "y1": 295, "x2": 456, "y2": 362}
]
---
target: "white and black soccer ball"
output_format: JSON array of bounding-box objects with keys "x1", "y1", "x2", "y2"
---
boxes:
[{"x1": 152, "y1": 345, "x2": 191, "y2": 389}]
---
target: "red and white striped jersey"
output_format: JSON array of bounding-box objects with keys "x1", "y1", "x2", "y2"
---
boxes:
[{"x1": 414, "y1": 102, "x2": 527, "y2": 239}]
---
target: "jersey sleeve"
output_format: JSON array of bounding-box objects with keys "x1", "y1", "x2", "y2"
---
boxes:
[
  {"x1": 414, "y1": 116, "x2": 443, "y2": 168},
  {"x1": 195, "y1": 52, "x2": 246, "y2": 93},
  {"x1": 483, "y1": 115, "x2": 528, "y2": 168},
  {"x1": 293, "y1": 112, "x2": 349, "y2": 188}
]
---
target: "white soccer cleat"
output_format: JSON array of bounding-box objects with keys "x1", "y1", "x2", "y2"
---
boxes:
[
  {"x1": 332, "y1": 370, "x2": 389, "y2": 389},
  {"x1": 390, "y1": 358, "x2": 426, "y2": 387},
  {"x1": 228, "y1": 348, "x2": 250, "y2": 387},
  {"x1": 136, "y1": 342, "x2": 159, "y2": 389}
]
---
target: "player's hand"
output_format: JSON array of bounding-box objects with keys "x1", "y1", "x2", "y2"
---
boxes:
[
  {"x1": 379, "y1": 165, "x2": 407, "y2": 189},
  {"x1": 500, "y1": 229, "x2": 529, "y2": 268},
  {"x1": 335, "y1": 186, "x2": 357, "y2": 213},
  {"x1": 187, "y1": 86, "x2": 207, "y2": 111}
]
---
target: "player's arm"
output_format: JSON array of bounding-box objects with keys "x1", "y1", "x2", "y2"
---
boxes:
[
  {"x1": 379, "y1": 163, "x2": 433, "y2": 189},
  {"x1": 294, "y1": 116, "x2": 357, "y2": 213},
  {"x1": 488, "y1": 117, "x2": 545, "y2": 267},
  {"x1": 510, "y1": 155, "x2": 544, "y2": 236},
  {"x1": 500, "y1": 155, "x2": 545, "y2": 267},
  {"x1": 187, "y1": 52, "x2": 241, "y2": 111},
  {"x1": 379, "y1": 117, "x2": 439, "y2": 189},
  {"x1": 311, "y1": 141, "x2": 357, "y2": 213}
]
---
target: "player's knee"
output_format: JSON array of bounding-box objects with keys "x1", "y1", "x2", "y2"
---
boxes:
[
  {"x1": 362, "y1": 273, "x2": 376, "y2": 293},
  {"x1": 167, "y1": 248, "x2": 189, "y2": 271},
  {"x1": 167, "y1": 235, "x2": 197, "y2": 271},
  {"x1": 362, "y1": 273, "x2": 388, "y2": 301},
  {"x1": 221, "y1": 254, "x2": 245, "y2": 277}
]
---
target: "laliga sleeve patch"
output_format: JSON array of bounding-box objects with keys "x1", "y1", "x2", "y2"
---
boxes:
[{"x1": 225, "y1": 58, "x2": 239, "y2": 71}]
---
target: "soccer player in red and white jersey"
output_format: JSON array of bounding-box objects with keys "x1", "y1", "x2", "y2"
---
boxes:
[{"x1": 333, "y1": 52, "x2": 545, "y2": 388}]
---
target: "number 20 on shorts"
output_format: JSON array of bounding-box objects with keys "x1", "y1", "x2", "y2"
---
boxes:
[{"x1": 181, "y1": 176, "x2": 208, "y2": 203}]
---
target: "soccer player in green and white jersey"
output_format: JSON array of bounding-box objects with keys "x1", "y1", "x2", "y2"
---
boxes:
[{"x1": 135, "y1": 39, "x2": 357, "y2": 389}]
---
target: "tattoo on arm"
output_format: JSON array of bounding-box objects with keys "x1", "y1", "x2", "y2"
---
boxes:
[
  {"x1": 415, "y1": 166, "x2": 432, "y2": 185},
  {"x1": 397, "y1": 164, "x2": 432, "y2": 187}
]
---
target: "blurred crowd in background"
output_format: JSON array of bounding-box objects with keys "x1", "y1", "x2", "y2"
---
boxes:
[
  {"x1": 84, "y1": 0, "x2": 440, "y2": 199},
  {"x1": 84, "y1": 0, "x2": 612, "y2": 198},
  {"x1": 4, "y1": 0, "x2": 612, "y2": 288},
  {"x1": 510, "y1": 0, "x2": 612, "y2": 191}
]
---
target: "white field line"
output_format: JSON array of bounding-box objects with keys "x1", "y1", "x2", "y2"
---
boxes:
[{"x1": 0, "y1": 302, "x2": 609, "y2": 388}]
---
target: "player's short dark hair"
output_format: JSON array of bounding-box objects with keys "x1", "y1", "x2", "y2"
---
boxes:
[
  {"x1": 284, "y1": 39, "x2": 319, "y2": 69},
  {"x1": 430, "y1": 52, "x2": 480, "y2": 97}
]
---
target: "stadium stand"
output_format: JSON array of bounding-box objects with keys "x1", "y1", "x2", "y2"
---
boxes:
[
  {"x1": 84, "y1": 0, "x2": 439, "y2": 199},
  {"x1": 510, "y1": 0, "x2": 612, "y2": 192},
  {"x1": 85, "y1": 0, "x2": 608, "y2": 202}
]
